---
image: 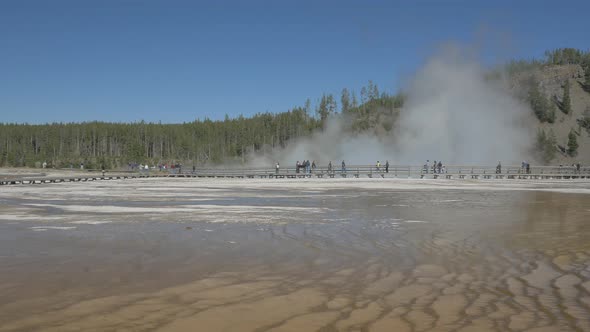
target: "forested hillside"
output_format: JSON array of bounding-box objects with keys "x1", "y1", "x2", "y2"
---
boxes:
[{"x1": 1, "y1": 48, "x2": 589, "y2": 168}]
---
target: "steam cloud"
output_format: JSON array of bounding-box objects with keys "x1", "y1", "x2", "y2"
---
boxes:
[
  {"x1": 393, "y1": 46, "x2": 533, "y2": 165},
  {"x1": 254, "y1": 45, "x2": 534, "y2": 167}
]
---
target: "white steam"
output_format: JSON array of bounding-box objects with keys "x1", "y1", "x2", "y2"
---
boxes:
[
  {"x1": 252, "y1": 45, "x2": 534, "y2": 167},
  {"x1": 252, "y1": 118, "x2": 391, "y2": 167},
  {"x1": 393, "y1": 46, "x2": 532, "y2": 164}
]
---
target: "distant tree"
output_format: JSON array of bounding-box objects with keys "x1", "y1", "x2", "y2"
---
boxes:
[
  {"x1": 316, "y1": 94, "x2": 336, "y2": 124},
  {"x1": 367, "y1": 81, "x2": 375, "y2": 100},
  {"x1": 317, "y1": 94, "x2": 329, "y2": 122},
  {"x1": 367, "y1": 80, "x2": 379, "y2": 101},
  {"x1": 340, "y1": 88, "x2": 351, "y2": 114},
  {"x1": 544, "y1": 48, "x2": 586, "y2": 65},
  {"x1": 326, "y1": 94, "x2": 337, "y2": 115},
  {"x1": 567, "y1": 129, "x2": 579, "y2": 157},
  {"x1": 304, "y1": 98, "x2": 311, "y2": 116},
  {"x1": 547, "y1": 101, "x2": 556, "y2": 123},
  {"x1": 562, "y1": 80, "x2": 572, "y2": 114},
  {"x1": 505, "y1": 59, "x2": 543, "y2": 76},
  {"x1": 584, "y1": 65, "x2": 590, "y2": 91},
  {"x1": 393, "y1": 93, "x2": 405, "y2": 108},
  {"x1": 535, "y1": 129, "x2": 557, "y2": 163},
  {"x1": 360, "y1": 86, "x2": 367, "y2": 104},
  {"x1": 528, "y1": 81, "x2": 551, "y2": 122},
  {"x1": 577, "y1": 106, "x2": 590, "y2": 134},
  {"x1": 546, "y1": 129, "x2": 558, "y2": 162},
  {"x1": 351, "y1": 91, "x2": 358, "y2": 108}
]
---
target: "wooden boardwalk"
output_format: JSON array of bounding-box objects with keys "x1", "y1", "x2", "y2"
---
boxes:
[{"x1": 1, "y1": 165, "x2": 589, "y2": 186}]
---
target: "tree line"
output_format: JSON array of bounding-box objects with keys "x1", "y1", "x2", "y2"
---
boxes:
[
  {"x1": 0, "y1": 82, "x2": 404, "y2": 169},
  {"x1": 0, "y1": 109, "x2": 317, "y2": 168}
]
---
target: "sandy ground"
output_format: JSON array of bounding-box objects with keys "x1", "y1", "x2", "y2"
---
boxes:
[{"x1": 1, "y1": 178, "x2": 590, "y2": 331}]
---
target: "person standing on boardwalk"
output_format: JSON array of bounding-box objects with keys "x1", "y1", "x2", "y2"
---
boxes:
[
  {"x1": 496, "y1": 162, "x2": 502, "y2": 174},
  {"x1": 275, "y1": 162, "x2": 280, "y2": 175},
  {"x1": 376, "y1": 161, "x2": 381, "y2": 172},
  {"x1": 328, "y1": 161, "x2": 332, "y2": 174},
  {"x1": 341, "y1": 160, "x2": 346, "y2": 173},
  {"x1": 385, "y1": 161, "x2": 389, "y2": 173}
]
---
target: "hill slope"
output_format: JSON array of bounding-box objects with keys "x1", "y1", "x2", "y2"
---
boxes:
[{"x1": 510, "y1": 63, "x2": 590, "y2": 163}]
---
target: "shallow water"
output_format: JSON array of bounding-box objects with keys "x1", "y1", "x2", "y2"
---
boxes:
[{"x1": 1, "y1": 178, "x2": 590, "y2": 331}]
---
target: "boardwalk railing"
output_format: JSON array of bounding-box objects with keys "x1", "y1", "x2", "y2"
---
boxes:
[
  {"x1": 1, "y1": 165, "x2": 589, "y2": 185},
  {"x1": 187, "y1": 164, "x2": 590, "y2": 178}
]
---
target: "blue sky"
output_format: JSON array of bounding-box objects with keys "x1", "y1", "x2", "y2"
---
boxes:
[{"x1": 0, "y1": 0, "x2": 588, "y2": 124}]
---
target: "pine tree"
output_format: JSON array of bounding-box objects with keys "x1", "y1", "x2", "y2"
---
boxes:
[
  {"x1": 367, "y1": 81, "x2": 375, "y2": 100},
  {"x1": 340, "y1": 88, "x2": 351, "y2": 114},
  {"x1": 562, "y1": 80, "x2": 571, "y2": 114},
  {"x1": 360, "y1": 86, "x2": 367, "y2": 104},
  {"x1": 577, "y1": 106, "x2": 590, "y2": 134},
  {"x1": 304, "y1": 98, "x2": 311, "y2": 116},
  {"x1": 547, "y1": 100, "x2": 556, "y2": 123},
  {"x1": 327, "y1": 94, "x2": 337, "y2": 115},
  {"x1": 317, "y1": 94, "x2": 329, "y2": 123},
  {"x1": 528, "y1": 83, "x2": 549, "y2": 122},
  {"x1": 584, "y1": 65, "x2": 590, "y2": 90},
  {"x1": 536, "y1": 129, "x2": 557, "y2": 163},
  {"x1": 351, "y1": 91, "x2": 358, "y2": 108},
  {"x1": 567, "y1": 129, "x2": 579, "y2": 157}
]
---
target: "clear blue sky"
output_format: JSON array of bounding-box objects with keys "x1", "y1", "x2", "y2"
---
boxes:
[{"x1": 1, "y1": 0, "x2": 588, "y2": 124}]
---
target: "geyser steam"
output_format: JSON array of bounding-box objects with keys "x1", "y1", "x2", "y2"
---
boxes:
[
  {"x1": 257, "y1": 45, "x2": 534, "y2": 167},
  {"x1": 393, "y1": 46, "x2": 532, "y2": 164}
]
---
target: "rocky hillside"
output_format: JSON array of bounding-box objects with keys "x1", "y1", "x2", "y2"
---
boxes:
[{"x1": 511, "y1": 63, "x2": 590, "y2": 164}]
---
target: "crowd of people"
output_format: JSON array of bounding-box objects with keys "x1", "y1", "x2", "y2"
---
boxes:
[
  {"x1": 126, "y1": 160, "x2": 585, "y2": 176},
  {"x1": 520, "y1": 161, "x2": 530, "y2": 174},
  {"x1": 128, "y1": 162, "x2": 187, "y2": 174},
  {"x1": 295, "y1": 160, "x2": 315, "y2": 173},
  {"x1": 422, "y1": 160, "x2": 446, "y2": 174},
  {"x1": 288, "y1": 160, "x2": 350, "y2": 174},
  {"x1": 293, "y1": 160, "x2": 318, "y2": 174},
  {"x1": 275, "y1": 160, "x2": 397, "y2": 174}
]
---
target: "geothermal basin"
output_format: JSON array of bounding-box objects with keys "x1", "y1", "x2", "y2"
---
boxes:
[{"x1": 1, "y1": 178, "x2": 590, "y2": 331}]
